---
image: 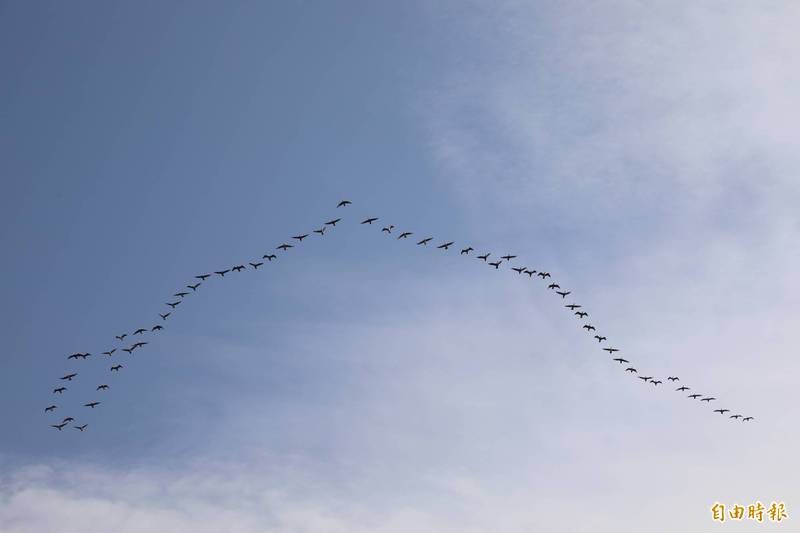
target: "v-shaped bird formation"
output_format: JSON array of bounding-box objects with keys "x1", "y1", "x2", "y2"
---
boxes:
[{"x1": 44, "y1": 200, "x2": 755, "y2": 432}]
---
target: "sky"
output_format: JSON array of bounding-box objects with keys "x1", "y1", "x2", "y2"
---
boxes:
[{"x1": 1, "y1": 1, "x2": 798, "y2": 531}]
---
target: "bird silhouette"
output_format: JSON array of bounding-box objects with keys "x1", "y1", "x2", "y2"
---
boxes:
[
  {"x1": 84, "y1": 402, "x2": 100, "y2": 409},
  {"x1": 74, "y1": 424, "x2": 88, "y2": 431},
  {"x1": 314, "y1": 227, "x2": 326, "y2": 235},
  {"x1": 160, "y1": 313, "x2": 171, "y2": 320},
  {"x1": 512, "y1": 267, "x2": 526, "y2": 274},
  {"x1": 625, "y1": 367, "x2": 637, "y2": 373},
  {"x1": 713, "y1": 409, "x2": 730, "y2": 415},
  {"x1": 594, "y1": 335, "x2": 606, "y2": 343},
  {"x1": 730, "y1": 414, "x2": 743, "y2": 419},
  {"x1": 501, "y1": 255, "x2": 516, "y2": 261},
  {"x1": 337, "y1": 200, "x2": 351, "y2": 208},
  {"x1": 613, "y1": 358, "x2": 628, "y2": 364},
  {"x1": 184, "y1": 284, "x2": 198, "y2": 292},
  {"x1": 547, "y1": 283, "x2": 560, "y2": 289},
  {"x1": 61, "y1": 373, "x2": 77, "y2": 381},
  {"x1": 477, "y1": 253, "x2": 490, "y2": 261},
  {"x1": 575, "y1": 311, "x2": 589, "y2": 318},
  {"x1": 110, "y1": 364, "x2": 123, "y2": 371},
  {"x1": 583, "y1": 324, "x2": 596, "y2": 331},
  {"x1": 565, "y1": 304, "x2": 581, "y2": 310},
  {"x1": 667, "y1": 376, "x2": 679, "y2": 382},
  {"x1": 62, "y1": 417, "x2": 74, "y2": 423},
  {"x1": 166, "y1": 301, "x2": 181, "y2": 308},
  {"x1": 97, "y1": 384, "x2": 109, "y2": 391},
  {"x1": 638, "y1": 376, "x2": 652, "y2": 382},
  {"x1": 398, "y1": 232, "x2": 413, "y2": 239},
  {"x1": 688, "y1": 394, "x2": 702, "y2": 399},
  {"x1": 53, "y1": 387, "x2": 67, "y2": 394},
  {"x1": 133, "y1": 328, "x2": 146, "y2": 335},
  {"x1": 122, "y1": 347, "x2": 133, "y2": 354},
  {"x1": 45, "y1": 405, "x2": 57, "y2": 412},
  {"x1": 651, "y1": 380, "x2": 662, "y2": 386},
  {"x1": 417, "y1": 237, "x2": 432, "y2": 245},
  {"x1": 537, "y1": 272, "x2": 551, "y2": 279},
  {"x1": 676, "y1": 386, "x2": 689, "y2": 391},
  {"x1": 437, "y1": 241, "x2": 454, "y2": 250},
  {"x1": 215, "y1": 269, "x2": 231, "y2": 276},
  {"x1": 603, "y1": 348, "x2": 619, "y2": 353},
  {"x1": 701, "y1": 397, "x2": 716, "y2": 402},
  {"x1": 556, "y1": 291, "x2": 570, "y2": 298},
  {"x1": 524, "y1": 269, "x2": 536, "y2": 277},
  {"x1": 232, "y1": 265, "x2": 245, "y2": 272},
  {"x1": 249, "y1": 262, "x2": 264, "y2": 269},
  {"x1": 325, "y1": 218, "x2": 341, "y2": 226},
  {"x1": 488, "y1": 261, "x2": 502, "y2": 269},
  {"x1": 115, "y1": 334, "x2": 127, "y2": 341},
  {"x1": 102, "y1": 349, "x2": 116, "y2": 356},
  {"x1": 51, "y1": 422, "x2": 67, "y2": 431},
  {"x1": 263, "y1": 254, "x2": 277, "y2": 261},
  {"x1": 132, "y1": 342, "x2": 147, "y2": 349},
  {"x1": 174, "y1": 292, "x2": 189, "y2": 298},
  {"x1": 195, "y1": 274, "x2": 211, "y2": 280},
  {"x1": 292, "y1": 234, "x2": 309, "y2": 241},
  {"x1": 460, "y1": 247, "x2": 473, "y2": 255},
  {"x1": 742, "y1": 417, "x2": 754, "y2": 421},
  {"x1": 381, "y1": 225, "x2": 394, "y2": 233},
  {"x1": 276, "y1": 244, "x2": 292, "y2": 251},
  {"x1": 361, "y1": 217, "x2": 378, "y2": 224},
  {"x1": 151, "y1": 325, "x2": 163, "y2": 332}
]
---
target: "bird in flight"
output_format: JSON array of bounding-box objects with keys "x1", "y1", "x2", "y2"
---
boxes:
[
  {"x1": 547, "y1": 283, "x2": 560, "y2": 290},
  {"x1": 151, "y1": 325, "x2": 163, "y2": 332},
  {"x1": 460, "y1": 247, "x2": 473, "y2": 255},
  {"x1": 524, "y1": 269, "x2": 536, "y2": 277},
  {"x1": 537, "y1": 272, "x2": 551, "y2": 279},
  {"x1": 102, "y1": 349, "x2": 116, "y2": 356},
  {"x1": 565, "y1": 304, "x2": 581, "y2": 310},
  {"x1": 477, "y1": 253, "x2": 490, "y2": 261},
  {"x1": 186, "y1": 283, "x2": 199, "y2": 291},
  {"x1": 337, "y1": 200, "x2": 351, "y2": 208},
  {"x1": 625, "y1": 367, "x2": 637, "y2": 373},
  {"x1": 701, "y1": 397, "x2": 716, "y2": 402},
  {"x1": 215, "y1": 269, "x2": 231, "y2": 276},
  {"x1": 688, "y1": 394, "x2": 702, "y2": 399},
  {"x1": 676, "y1": 386, "x2": 690, "y2": 391},
  {"x1": 45, "y1": 405, "x2": 57, "y2": 412},
  {"x1": 314, "y1": 227, "x2": 326, "y2": 235},
  {"x1": 133, "y1": 328, "x2": 147, "y2": 335},
  {"x1": 97, "y1": 384, "x2": 109, "y2": 391},
  {"x1": 501, "y1": 255, "x2": 516, "y2": 261},
  {"x1": 398, "y1": 232, "x2": 412, "y2": 239},
  {"x1": 556, "y1": 291, "x2": 571, "y2": 298},
  {"x1": 417, "y1": 237, "x2": 432, "y2": 246},
  {"x1": 713, "y1": 409, "x2": 730, "y2": 415},
  {"x1": 276, "y1": 244, "x2": 292, "y2": 251},
  {"x1": 583, "y1": 324, "x2": 596, "y2": 332},
  {"x1": 53, "y1": 387, "x2": 67, "y2": 394},
  {"x1": 51, "y1": 422, "x2": 68, "y2": 431},
  {"x1": 115, "y1": 334, "x2": 127, "y2": 341},
  {"x1": 594, "y1": 335, "x2": 606, "y2": 343},
  {"x1": 61, "y1": 373, "x2": 77, "y2": 381},
  {"x1": 612, "y1": 358, "x2": 628, "y2": 364},
  {"x1": 667, "y1": 376, "x2": 680, "y2": 382},
  {"x1": 575, "y1": 311, "x2": 589, "y2": 318},
  {"x1": 437, "y1": 242, "x2": 454, "y2": 250},
  {"x1": 232, "y1": 265, "x2": 245, "y2": 272},
  {"x1": 292, "y1": 234, "x2": 309, "y2": 241},
  {"x1": 75, "y1": 424, "x2": 88, "y2": 431},
  {"x1": 110, "y1": 364, "x2": 123, "y2": 372},
  {"x1": 159, "y1": 313, "x2": 171, "y2": 320},
  {"x1": 638, "y1": 376, "x2": 652, "y2": 382},
  {"x1": 381, "y1": 225, "x2": 394, "y2": 233},
  {"x1": 488, "y1": 261, "x2": 502, "y2": 269},
  {"x1": 195, "y1": 274, "x2": 211, "y2": 280},
  {"x1": 512, "y1": 267, "x2": 526, "y2": 274},
  {"x1": 84, "y1": 402, "x2": 100, "y2": 409},
  {"x1": 263, "y1": 254, "x2": 277, "y2": 261},
  {"x1": 651, "y1": 380, "x2": 662, "y2": 386},
  {"x1": 122, "y1": 347, "x2": 133, "y2": 354},
  {"x1": 361, "y1": 217, "x2": 378, "y2": 224},
  {"x1": 730, "y1": 414, "x2": 743, "y2": 420},
  {"x1": 249, "y1": 262, "x2": 264, "y2": 269},
  {"x1": 742, "y1": 417, "x2": 754, "y2": 422},
  {"x1": 67, "y1": 353, "x2": 85, "y2": 360},
  {"x1": 166, "y1": 301, "x2": 181, "y2": 308},
  {"x1": 603, "y1": 348, "x2": 619, "y2": 353},
  {"x1": 325, "y1": 218, "x2": 341, "y2": 226},
  {"x1": 174, "y1": 292, "x2": 189, "y2": 298},
  {"x1": 62, "y1": 417, "x2": 74, "y2": 423},
  {"x1": 132, "y1": 342, "x2": 147, "y2": 349}
]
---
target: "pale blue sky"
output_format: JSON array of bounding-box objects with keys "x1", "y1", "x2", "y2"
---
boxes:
[{"x1": 2, "y1": 2, "x2": 798, "y2": 532}]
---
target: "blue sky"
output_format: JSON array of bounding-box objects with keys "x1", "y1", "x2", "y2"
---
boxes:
[{"x1": 1, "y1": 2, "x2": 798, "y2": 531}]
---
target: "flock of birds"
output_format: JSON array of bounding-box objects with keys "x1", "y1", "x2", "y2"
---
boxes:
[{"x1": 45, "y1": 200, "x2": 754, "y2": 432}]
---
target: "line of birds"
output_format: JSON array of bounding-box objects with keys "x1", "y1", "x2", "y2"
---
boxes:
[{"x1": 44, "y1": 199, "x2": 753, "y2": 431}]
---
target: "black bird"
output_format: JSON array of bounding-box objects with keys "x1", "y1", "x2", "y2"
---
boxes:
[
  {"x1": 187, "y1": 283, "x2": 201, "y2": 291},
  {"x1": 501, "y1": 255, "x2": 516, "y2": 261},
  {"x1": 122, "y1": 348, "x2": 133, "y2": 354},
  {"x1": 133, "y1": 328, "x2": 147, "y2": 335},
  {"x1": 196, "y1": 274, "x2": 211, "y2": 280},
  {"x1": 398, "y1": 232, "x2": 412, "y2": 239},
  {"x1": 250, "y1": 262, "x2": 264, "y2": 269},
  {"x1": 524, "y1": 269, "x2": 536, "y2": 277},
  {"x1": 730, "y1": 414, "x2": 743, "y2": 420},
  {"x1": 75, "y1": 424, "x2": 88, "y2": 431},
  {"x1": 381, "y1": 225, "x2": 394, "y2": 233},
  {"x1": 325, "y1": 218, "x2": 341, "y2": 226},
  {"x1": 638, "y1": 376, "x2": 652, "y2": 382},
  {"x1": 160, "y1": 313, "x2": 171, "y2": 320},
  {"x1": 565, "y1": 304, "x2": 581, "y2": 310},
  {"x1": 688, "y1": 394, "x2": 702, "y2": 399},
  {"x1": 713, "y1": 409, "x2": 730, "y2": 415},
  {"x1": 742, "y1": 417, "x2": 754, "y2": 421},
  {"x1": 292, "y1": 234, "x2": 309, "y2": 241},
  {"x1": 174, "y1": 292, "x2": 189, "y2": 298},
  {"x1": 361, "y1": 217, "x2": 379, "y2": 224},
  {"x1": 132, "y1": 342, "x2": 147, "y2": 349},
  {"x1": 603, "y1": 348, "x2": 619, "y2": 353},
  {"x1": 547, "y1": 283, "x2": 560, "y2": 290},
  {"x1": 612, "y1": 358, "x2": 628, "y2": 364},
  {"x1": 45, "y1": 405, "x2": 57, "y2": 412},
  {"x1": 417, "y1": 237, "x2": 432, "y2": 246},
  {"x1": 102, "y1": 349, "x2": 116, "y2": 356},
  {"x1": 583, "y1": 324, "x2": 596, "y2": 332},
  {"x1": 232, "y1": 265, "x2": 245, "y2": 272},
  {"x1": 460, "y1": 247, "x2": 473, "y2": 255},
  {"x1": 51, "y1": 422, "x2": 68, "y2": 431},
  {"x1": 337, "y1": 200, "x2": 352, "y2": 208},
  {"x1": 263, "y1": 254, "x2": 277, "y2": 261},
  {"x1": 538, "y1": 272, "x2": 551, "y2": 279},
  {"x1": 152, "y1": 325, "x2": 163, "y2": 331},
  {"x1": 512, "y1": 267, "x2": 526, "y2": 274},
  {"x1": 477, "y1": 253, "x2": 490, "y2": 261},
  {"x1": 488, "y1": 261, "x2": 502, "y2": 269},
  {"x1": 437, "y1": 241, "x2": 454, "y2": 250},
  {"x1": 314, "y1": 227, "x2": 326, "y2": 235},
  {"x1": 67, "y1": 353, "x2": 81, "y2": 360},
  {"x1": 625, "y1": 367, "x2": 637, "y2": 373},
  {"x1": 215, "y1": 269, "x2": 231, "y2": 276},
  {"x1": 575, "y1": 311, "x2": 588, "y2": 318},
  {"x1": 676, "y1": 386, "x2": 690, "y2": 391},
  {"x1": 62, "y1": 417, "x2": 74, "y2": 423},
  {"x1": 276, "y1": 244, "x2": 292, "y2": 251},
  {"x1": 115, "y1": 334, "x2": 127, "y2": 341},
  {"x1": 166, "y1": 301, "x2": 181, "y2": 308},
  {"x1": 651, "y1": 380, "x2": 662, "y2": 386},
  {"x1": 556, "y1": 291, "x2": 571, "y2": 298},
  {"x1": 594, "y1": 335, "x2": 606, "y2": 343},
  {"x1": 53, "y1": 387, "x2": 67, "y2": 394},
  {"x1": 97, "y1": 384, "x2": 109, "y2": 391},
  {"x1": 110, "y1": 364, "x2": 123, "y2": 372},
  {"x1": 667, "y1": 376, "x2": 679, "y2": 381},
  {"x1": 701, "y1": 397, "x2": 716, "y2": 402},
  {"x1": 84, "y1": 402, "x2": 100, "y2": 409},
  {"x1": 61, "y1": 373, "x2": 77, "y2": 381}
]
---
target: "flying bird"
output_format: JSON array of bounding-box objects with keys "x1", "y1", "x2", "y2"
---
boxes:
[
  {"x1": 547, "y1": 283, "x2": 560, "y2": 290},
  {"x1": 625, "y1": 367, "x2": 637, "y2": 373},
  {"x1": 638, "y1": 376, "x2": 652, "y2": 382},
  {"x1": 537, "y1": 272, "x2": 551, "y2": 279},
  {"x1": 174, "y1": 292, "x2": 189, "y2": 298},
  {"x1": 84, "y1": 402, "x2": 100, "y2": 409},
  {"x1": 314, "y1": 227, "x2": 326, "y2": 235},
  {"x1": 477, "y1": 253, "x2": 490, "y2": 261},
  {"x1": 575, "y1": 311, "x2": 589, "y2": 318},
  {"x1": 417, "y1": 237, "x2": 432, "y2": 246},
  {"x1": 115, "y1": 334, "x2": 127, "y2": 341},
  {"x1": 730, "y1": 414, "x2": 743, "y2": 420},
  {"x1": 381, "y1": 225, "x2": 394, "y2": 233},
  {"x1": 460, "y1": 247, "x2": 473, "y2": 255},
  {"x1": 232, "y1": 265, "x2": 245, "y2": 272},
  {"x1": 488, "y1": 261, "x2": 502, "y2": 269},
  {"x1": 195, "y1": 274, "x2": 210, "y2": 280},
  {"x1": 676, "y1": 386, "x2": 690, "y2": 391},
  {"x1": 61, "y1": 373, "x2": 77, "y2": 381},
  {"x1": 249, "y1": 262, "x2": 264, "y2": 269},
  {"x1": 688, "y1": 394, "x2": 702, "y2": 399},
  {"x1": 151, "y1": 325, "x2": 163, "y2": 332},
  {"x1": 713, "y1": 409, "x2": 730, "y2": 415},
  {"x1": 501, "y1": 255, "x2": 517, "y2": 261},
  {"x1": 565, "y1": 304, "x2": 581, "y2": 310},
  {"x1": 398, "y1": 232, "x2": 413, "y2": 239},
  {"x1": 51, "y1": 422, "x2": 68, "y2": 431},
  {"x1": 512, "y1": 267, "x2": 526, "y2": 274},
  {"x1": 67, "y1": 353, "x2": 81, "y2": 360},
  {"x1": 53, "y1": 387, "x2": 67, "y2": 394},
  {"x1": 651, "y1": 380, "x2": 662, "y2": 386},
  {"x1": 102, "y1": 349, "x2": 116, "y2": 356},
  {"x1": 214, "y1": 269, "x2": 231, "y2": 276},
  {"x1": 524, "y1": 269, "x2": 536, "y2": 277},
  {"x1": 133, "y1": 328, "x2": 147, "y2": 335},
  {"x1": 361, "y1": 217, "x2": 378, "y2": 224},
  {"x1": 583, "y1": 324, "x2": 596, "y2": 331},
  {"x1": 337, "y1": 200, "x2": 351, "y2": 208},
  {"x1": 263, "y1": 254, "x2": 277, "y2": 261},
  {"x1": 437, "y1": 242, "x2": 454, "y2": 250},
  {"x1": 97, "y1": 384, "x2": 109, "y2": 391},
  {"x1": 166, "y1": 301, "x2": 181, "y2": 308},
  {"x1": 667, "y1": 376, "x2": 680, "y2": 382},
  {"x1": 556, "y1": 291, "x2": 571, "y2": 298},
  {"x1": 701, "y1": 397, "x2": 716, "y2": 402},
  {"x1": 110, "y1": 365, "x2": 123, "y2": 372},
  {"x1": 742, "y1": 417, "x2": 754, "y2": 422},
  {"x1": 325, "y1": 218, "x2": 341, "y2": 226},
  {"x1": 613, "y1": 358, "x2": 628, "y2": 364},
  {"x1": 74, "y1": 424, "x2": 88, "y2": 431},
  {"x1": 292, "y1": 234, "x2": 309, "y2": 241},
  {"x1": 159, "y1": 313, "x2": 171, "y2": 320},
  {"x1": 276, "y1": 244, "x2": 292, "y2": 251},
  {"x1": 187, "y1": 283, "x2": 201, "y2": 291},
  {"x1": 594, "y1": 335, "x2": 606, "y2": 343},
  {"x1": 132, "y1": 342, "x2": 147, "y2": 349},
  {"x1": 45, "y1": 405, "x2": 57, "y2": 412},
  {"x1": 122, "y1": 347, "x2": 133, "y2": 354},
  {"x1": 603, "y1": 348, "x2": 619, "y2": 353},
  {"x1": 62, "y1": 417, "x2": 74, "y2": 423}
]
